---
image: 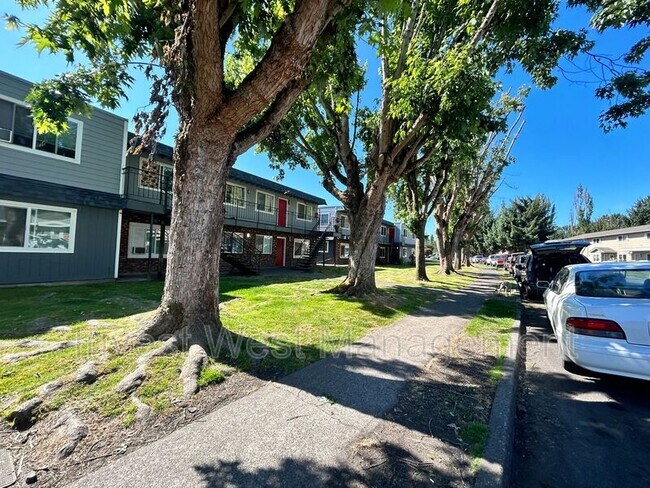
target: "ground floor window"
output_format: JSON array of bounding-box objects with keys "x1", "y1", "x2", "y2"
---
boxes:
[
  {"x1": 319, "y1": 240, "x2": 330, "y2": 253},
  {"x1": 378, "y1": 247, "x2": 386, "y2": 258},
  {"x1": 592, "y1": 254, "x2": 601, "y2": 262},
  {"x1": 222, "y1": 232, "x2": 244, "y2": 253},
  {"x1": 401, "y1": 247, "x2": 410, "y2": 259},
  {"x1": 255, "y1": 234, "x2": 273, "y2": 254},
  {"x1": 293, "y1": 238, "x2": 310, "y2": 258},
  {"x1": 618, "y1": 254, "x2": 628, "y2": 262},
  {"x1": 128, "y1": 222, "x2": 169, "y2": 258},
  {"x1": 340, "y1": 243, "x2": 350, "y2": 258},
  {"x1": 0, "y1": 199, "x2": 76, "y2": 252}
]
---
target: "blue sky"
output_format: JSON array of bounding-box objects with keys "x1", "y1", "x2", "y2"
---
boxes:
[{"x1": 1, "y1": 3, "x2": 648, "y2": 234}]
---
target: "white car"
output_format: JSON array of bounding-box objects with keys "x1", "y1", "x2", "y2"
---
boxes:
[{"x1": 544, "y1": 262, "x2": 650, "y2": 381}]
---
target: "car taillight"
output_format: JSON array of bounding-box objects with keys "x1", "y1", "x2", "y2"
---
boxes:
[{"x1": 566, "y1": 317, "x2": 626, "y2": 340}]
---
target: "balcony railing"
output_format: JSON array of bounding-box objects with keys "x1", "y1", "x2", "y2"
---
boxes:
[{"x1": 122, "y1": 166, "x2": 172, "y2": 211}]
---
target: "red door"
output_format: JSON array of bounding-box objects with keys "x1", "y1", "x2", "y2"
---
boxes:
[
  {"x1": 275, "y1": 238, "x2": 286, "y2": 267},
  {"x1": 388, "y1": 227, "x2": 395, "y2": 243},
  {"x1": 277, "y1": 198, "x2": 288, "y2": 227}
]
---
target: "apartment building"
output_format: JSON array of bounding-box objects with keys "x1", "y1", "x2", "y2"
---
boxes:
[
  {"x1": 394, "y1": 222, "x2": 416, "y2": 263},
  {"x1": 0, "y1": 71, "x2": 327, "y2": 284},
  {"x1": 569, "y1": 224, "x2": 650, "y2": 263},
  {"x1": 121, "y1": 138, "x2": 327, "y2": 276},
  {"x1": 0, "y1": 70, "x2": 126, "y2": 284},
  {"x1": 316, "y1": 206, "x2": 399, "y2": 265}
]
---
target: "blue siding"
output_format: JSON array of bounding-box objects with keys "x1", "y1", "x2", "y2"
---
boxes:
[
  {"x1": 0, "y1": 71, "x2": 126, "y2": 195},
  {"x1": 0, "y1": 197, "x2": 119, "y2": 284}
]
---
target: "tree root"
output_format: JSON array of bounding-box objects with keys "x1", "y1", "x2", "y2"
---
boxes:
[
  {"x1": 52, "y1": 409, "x2": 88, "y2": 459},
  {"x1": 116, "y1": 336, "x2": 180, "y2": 394},
  {"x1": 179, "y1": 344, "x2": 208, "y2": 397},
  {"x1": 2, "y1": 341, "x2": 83, "y2": 363},
  {"x1": 7, "y1": 380, "x2": 65, "y2": 429}
]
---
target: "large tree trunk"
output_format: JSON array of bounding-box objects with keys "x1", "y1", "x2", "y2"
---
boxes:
[
  {"x1": 435, "y1": 223, "x2": 454, "y2": 275},
  {"x1": 463, "y1": 245, "x2": 471, "y2": 267},
  {"x1": 139, "y1": 125, "x2": 234, "y2": 353},
  {"x1": 414, "y1": 218, "x2": 429, "y2": 281},
  {"x1": 333, "y1": 187, "x2": 387, "y2": 296}
]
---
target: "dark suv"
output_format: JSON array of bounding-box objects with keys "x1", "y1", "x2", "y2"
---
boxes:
[{"x1": 518, "y1": 240, "x2": 591, "y2": 300}]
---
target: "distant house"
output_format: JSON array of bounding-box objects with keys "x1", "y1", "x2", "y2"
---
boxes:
[
  {"x1": 393, "y1": 222, "x2": 416, "y2": 263},
  {"x1": 0, "y1": 70, "x2": 126, "y2": 284},
  {"x1": 567, "y1": 224, "x2": 650, "y2": 263}
]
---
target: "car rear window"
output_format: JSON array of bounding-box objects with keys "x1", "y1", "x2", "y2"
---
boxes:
[{"x1": 575, "y1": 269, "x2": 650, "y2": 299}]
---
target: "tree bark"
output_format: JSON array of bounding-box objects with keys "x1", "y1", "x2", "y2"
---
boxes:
[
  {"x1": 414, "y1": 218, "x2": 429, "y2": 281},
  {"x1": 139, "y1": 124, "x2": 234, "y2": 353},
  {"x1": 332, "y1": 187, "x2": 387, "y2": 296},
  {"x1": 463, "y1": 244, "x2": 471, "y2": 267},
  {"x1": 435, "y1": 223, "x2": 454, "y2": 275}
]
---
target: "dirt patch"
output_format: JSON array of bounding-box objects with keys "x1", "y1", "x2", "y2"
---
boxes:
[
  {"x1": 340, "y1": 331, "x2": 503, "y2": 487},
  {"x1": 1, "y1": 372, "x2": 265, "y2": 487}
]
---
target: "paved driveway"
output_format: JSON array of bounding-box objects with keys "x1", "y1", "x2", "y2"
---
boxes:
[{"x1": 512, "y1": 301, "x2": 650, "y2": 488}]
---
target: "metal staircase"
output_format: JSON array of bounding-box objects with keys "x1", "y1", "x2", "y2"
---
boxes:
[
  {"x1": 221, "y1": 234, "x2": 262, "y2": 275},
  {"x1": 293, "y1": 223, "x2": 331, "y2": 272}
]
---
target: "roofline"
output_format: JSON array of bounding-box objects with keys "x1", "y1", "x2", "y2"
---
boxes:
[
  {"x1": 566, "y1": 224, "x2": 650, "y2": 240},
  {"x1": 0, "y1": 70, "x2": 129, "y2": 122}
]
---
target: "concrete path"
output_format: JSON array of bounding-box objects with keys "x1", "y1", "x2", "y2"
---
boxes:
[{"x1": 73, "y1": 272, "x2": 499, "y2": 488}]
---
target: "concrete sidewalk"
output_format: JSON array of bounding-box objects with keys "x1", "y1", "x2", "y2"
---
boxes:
[{"x1": 73, "y1": 272, "x2": 499, "y2": 488}]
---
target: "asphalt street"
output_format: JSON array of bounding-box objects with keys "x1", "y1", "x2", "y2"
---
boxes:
[{"x1": 512, "y1": 301, "x2": 650, "y2": 488}]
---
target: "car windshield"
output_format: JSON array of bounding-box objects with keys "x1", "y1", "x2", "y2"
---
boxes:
[{"x1": 575, "y1": 269, "x2": 650, "y2": 299}]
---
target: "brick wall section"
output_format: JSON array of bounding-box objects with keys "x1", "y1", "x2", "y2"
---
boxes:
[{"x1": 118, "y1": 211, "x2": 315, "y2": 276}]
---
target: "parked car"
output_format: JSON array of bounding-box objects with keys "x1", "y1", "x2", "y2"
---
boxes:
[
  {"x1": 485, "y1": 254, "x2": 495, "y2": 266},
  {"x1": 544, "y1": 262, "x2": 650, "y2": 380},
  {"x1": 505, "y1": 252, "x2": 525, "y2": 274},
  {"x1": 471, "y1": 255, "x2": 484, "y2": 264},
  {"x1": 494, "y1": 254, "x2": 508, "y2": 268},
  {"x1": 518, "y1": 240, "x2": 591, "y2": 300}
]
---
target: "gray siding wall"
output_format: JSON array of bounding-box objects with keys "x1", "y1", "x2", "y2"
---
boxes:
[
  {"x1": 0, "y1": 197, "x2": 119, "y2": 284},
  {"x1": 0, "y1": 71, "x2": 126, "y2": 195}
]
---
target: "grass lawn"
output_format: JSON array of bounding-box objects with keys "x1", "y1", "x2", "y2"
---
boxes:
[
  {"x1": 460, "y1": 297, "x2": 517, "y2": 472},
  {"x1": 0, "y1": 264, "x2": 481, "y2": 426}
]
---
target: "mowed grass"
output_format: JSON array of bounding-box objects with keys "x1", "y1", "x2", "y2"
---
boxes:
[{"x1": 0, "y1": 265, "x2": 481, "y2": 425}]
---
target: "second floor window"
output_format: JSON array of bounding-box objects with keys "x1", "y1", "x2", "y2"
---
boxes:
[
  {"x1": 402, "y1": 228, "x2": 407, "y2": 237},
  {"x1": 225, "y1": 184, "x2": 246, "y2": 207},
  {"x1": 339, "y1": 215, "x2": 349, "y2": 229},
  {"x1": 297, "y1": 202, "x2": 313, "y2": 221},
  {"x1": 319, "y1": 212, "x2": 330, "y2": 226},
  {"x1": 617, "y1": 235, "x2": 628, "y2": 242},
  {"x1": 256, "y1": 191, "x2": 274, "y2": 213},
  {"x1": 139, "y1": 159, "x2": 173, "y2": 191},
  {"x1": 0, "y1": 98, "x2": 81, "y2": 161},
  {"x1": 380, "y1": 226, "x2": 387, "y2": 236}
]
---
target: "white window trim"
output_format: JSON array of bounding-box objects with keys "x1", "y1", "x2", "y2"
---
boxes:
[
  {"x1": 255, "y1": 190, "x2": 275, "y2": 214},
  {"x1": 127, "y1": 222, "x2": 169, "y2": 259},
  {"x1": 0, "y1": 94, "x2": 83, "y2": 164},
  {"x1": 379, "y1": 247, "x2": 386, "y2": 258},
  {"x1": 224, "y1": 182, "x2": 247, "y2": 208},
  {"x1": 293, "y1": 238, "x2": 311, "y2": 258},
  {"x1": 255, "y1": 234, "x2": 273, "y2": 254},
  {"x1": 339, "y1": 215, "x2": 350, "y2": 230},
  {"x1": 340, "y1": 243, "x2": 350, "y2": 258},
  {"x1": 0, "y1": 199, "x2": 77, "y2": 253},
  {"x1": 138, "y1": 158, "x2": 173, "y2": 191},
  {"x1": 380, "y1": 226, "x2": 387, "y2": 236},
  {"x1": 319, "y1": 213, "x2": 330, "y2": 226},
  {"x1": 222, "y1": 232, "x2": 244, "y2": 254},
  {"x1": 319, "y1": 240, "x2": 330, "y2": 253},
  {"x1": 296, "y1": 202, "x2": 313, "y2": 222},
  {"x1": 618, "y1": 235, "x2": 628, "y2": 241}
]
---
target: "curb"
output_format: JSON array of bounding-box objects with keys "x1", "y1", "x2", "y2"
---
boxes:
[{"x1": 474, "y1": 305, "x2": 523, "y2": 488}]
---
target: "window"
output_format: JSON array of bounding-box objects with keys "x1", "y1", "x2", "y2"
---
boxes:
[
  {"x1": 380, "y1": 226, "x2": 387, "y2": 236},
  {"x1": 319, "y1": 240, "x2": 330, "y2": 253},
  {"x1": 297, "y1": 202, "x2": 313, "y2": 221},
  {"x1": 0, "y1": 97, "x2": 82, "y2": 162},
  {"x1": 592, "y1": 238, "x2": 600, "y2": 244},
  {"x1": 293, "y1": 238, "x2": 310, "y2": 257},
  {"x1": 222, "y1": 232, "x2": 244, "y2": 253},
  {"x1": 319, "y1": 212, "x2": 330, "y2": 226},
  {"x1": 576, "y1": 269, "x2": 650, "y2": 299},
  {"x1": 617, "y1": 235, "x2": 628, "y2": 242},
  {"x1": 618, "y1": 254, "x2": 628, "y2": 262},
  {"x1": 127, "y1": 222, "x2": 169, "y2": 258},
  {"x1": 339, "y1": 215, "x2": 349, "y2": 229},
  {"x1": 255, "y1": 235, "x2": 273, "y2": 254},
  {"x1": 225, "y1": 183, "x2": 246, "y2": 207},
  {"x1": 379, "y1": 247, "x2": 386, "y2": 258},
  {"x1": 0, "y1": 200, "x2": 76, "y2": 253},
  {"x1": 256, "y1": 191, "x2": 274, "y2": 214},
  {"x1": 646, "y1": 233, "x2": 650, "y2": 240},
  {"x1": 340, "y1": 243, "x2": 350, "y2": 258},
  {"x1": 402, "y1": 228, "x2": 408, "y2": 237},
  {"x1": 139, "y1": 158, "x2": 173, "y2": 191}
]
